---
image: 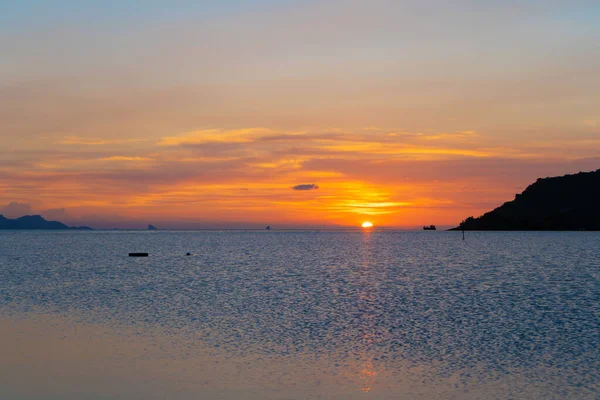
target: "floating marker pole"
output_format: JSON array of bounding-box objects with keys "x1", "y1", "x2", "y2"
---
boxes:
[{"x1": 462, "y1": 230, "x2": 465, "y2": 240}]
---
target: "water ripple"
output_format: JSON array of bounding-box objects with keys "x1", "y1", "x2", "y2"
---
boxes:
[{"x1": 1, "y1": 230, "x2": 599, "y2": 398}]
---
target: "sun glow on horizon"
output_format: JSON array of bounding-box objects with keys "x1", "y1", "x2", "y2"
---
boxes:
[{"x1": 2, "y1": 1, "x2": 599, "y2": 230}]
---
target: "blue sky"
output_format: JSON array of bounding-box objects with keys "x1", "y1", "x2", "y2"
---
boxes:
[{"x1": 0, "y1": 0, "x2": 300, "y2": 31}]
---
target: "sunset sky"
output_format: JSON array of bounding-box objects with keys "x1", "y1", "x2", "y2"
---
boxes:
[{"x1": 1, "y1": 1, "x2": 599, "y2": 228}]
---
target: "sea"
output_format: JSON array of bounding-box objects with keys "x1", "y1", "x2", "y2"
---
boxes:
[{"x1": 0, "y1": 230, "x2": 599, "y2": 399}]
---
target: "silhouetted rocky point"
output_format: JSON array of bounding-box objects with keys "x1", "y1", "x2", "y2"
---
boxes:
[
  {"x1": 452, "y1": 169, "x2": 600, "y2": 231},
  {"x1": 0, "y1": 215, "x2": 92, "y2": 230}
]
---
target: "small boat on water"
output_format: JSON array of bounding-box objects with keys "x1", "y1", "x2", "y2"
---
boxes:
[{"x1": 423, "y1": 225, "x2": 437, "y2": 231}]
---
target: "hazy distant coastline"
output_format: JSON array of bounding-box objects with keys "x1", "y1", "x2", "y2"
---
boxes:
[{"x1": 0, "y1": 215, "x2": 92, "y2": 230}]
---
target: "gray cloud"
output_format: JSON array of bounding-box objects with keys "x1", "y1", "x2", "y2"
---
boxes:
[
  {"x1": 0, "y1": 202, "x2": 32, "y2": 218},
  {"x1": 292, "y1": 184, "x2": 319, "y2": 191},
  {"x1": 40, "y1": 208, "x2": 72, "y2": 222}
]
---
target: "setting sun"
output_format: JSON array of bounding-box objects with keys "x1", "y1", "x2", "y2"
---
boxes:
[{"x1": 361, "y1": 221, "x2": 374, "y2": 228}]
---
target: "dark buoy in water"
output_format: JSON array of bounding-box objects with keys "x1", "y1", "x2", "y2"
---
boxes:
[
  {"x1": 186, "y1": 252, "x2": 191, "y2": 256},
  {"x1": 129, "y1": 252, "x2": 148, "y2": 257},
  {"x1": 462, "y1": 230, "x2": 465, "y2": 240}
]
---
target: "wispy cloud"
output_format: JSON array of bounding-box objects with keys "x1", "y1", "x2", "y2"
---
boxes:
[
  {"x1": 3, "y1": 121, "x2": 600, "y2": 227},
  {"x1": 158, "y1": 128, "x2": 274, "y2": 147},
  {"x1": 98, "y1": 156, "x2": 153, "y2": 162},
  {"x1": 58, "y1": 137, "x2": 147, "y2": 146}
]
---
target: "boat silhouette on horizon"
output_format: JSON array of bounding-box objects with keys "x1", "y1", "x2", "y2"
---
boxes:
[{"x1": 423, "y1": 225, "x2": 437, "y2": 231}]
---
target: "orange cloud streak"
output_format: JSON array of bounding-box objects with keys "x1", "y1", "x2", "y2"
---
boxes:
[{"x1": 1, "y1": 127, "x2": 598, "y2": 228}]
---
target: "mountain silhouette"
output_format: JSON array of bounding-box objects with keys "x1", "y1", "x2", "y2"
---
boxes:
[
  {"x1": 452, "y1": 169, "x2": 600, "y2": 231},
  {"x1": 0, "y1": 215, "x2": 92, "y2": 230}
]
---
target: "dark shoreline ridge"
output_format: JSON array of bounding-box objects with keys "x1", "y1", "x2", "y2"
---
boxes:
[
  {"x1": 0, "y1": 215, "x2": 92, "y2": 230},
  {"x1": 451, "y1": 169, "x2": 600, "y2": 231}
]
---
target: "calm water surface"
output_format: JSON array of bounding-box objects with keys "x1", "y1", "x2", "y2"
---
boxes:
[{"x1": 1, "y1": 231, "x2": 599, "y2": 399}]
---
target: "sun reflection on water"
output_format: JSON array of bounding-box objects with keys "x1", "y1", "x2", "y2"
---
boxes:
[
  {"x1": 356, "y1": 229, "x2": 380, "y2": 394},
  {"x1": 361, "y1": 360, "x2": 377, "y2": 393}
]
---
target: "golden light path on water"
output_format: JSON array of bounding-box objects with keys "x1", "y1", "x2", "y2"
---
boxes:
[{"x1": 359, "y1": 229, "x2": 377, "y2": 393}]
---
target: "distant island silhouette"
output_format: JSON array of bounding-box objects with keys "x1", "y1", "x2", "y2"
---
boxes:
[
  {"x1": 148, "y1": 224, "x2": 158, "y2": 230},
  {"x1": 452, "y1": 169, "x2": 600, "y2": 231},
  {"x1": 0, "y1": 215, "x2": 92, "y2": 230}
]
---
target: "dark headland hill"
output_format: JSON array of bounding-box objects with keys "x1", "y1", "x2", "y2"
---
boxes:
[
  {"x1": 0, "y1": 215, "x2": 92, "y2": 230},
  {"x1": 452, "y1": 169, "x2": 600, "y2": 231}
]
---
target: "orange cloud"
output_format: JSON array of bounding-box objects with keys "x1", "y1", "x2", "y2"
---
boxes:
[
  {"x1": 2, "y1": 124, "x2": 599, "y2": 228},
  {"x1": 59, "y1": 137, "x2": 146, "y2": 146},
  {"x1": 158, "y1": 128, "x2": 275, "y2": 147}
]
